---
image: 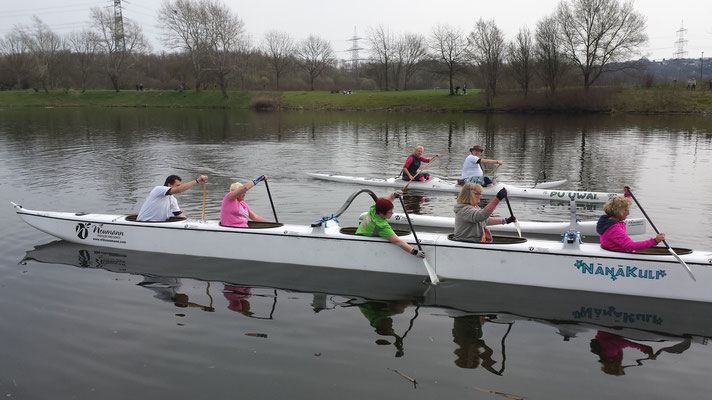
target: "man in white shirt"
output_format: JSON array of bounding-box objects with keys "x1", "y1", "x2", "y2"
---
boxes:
[
  {"x1": 137, "y1": 174, "x2": 208, "y2": 221},
  {"x1": 459, "y1": 145, "x2": 503, "y2": 187}
]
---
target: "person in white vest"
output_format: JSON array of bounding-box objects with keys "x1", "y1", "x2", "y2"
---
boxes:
[{"x1": 137, "y1": 174, "x2": 208, "y2": 221}]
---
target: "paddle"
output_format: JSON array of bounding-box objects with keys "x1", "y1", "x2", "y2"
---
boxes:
[
  {"x1": 503, "y1": 195, "x2": 521, "y2": 238},
  {"x1": 626, "y1": 187, "x2": 696, "y2": 282},
  {"x1": 402, "y1": 155, "x2": 438, "y2": 191},
  {"x1": 263, "y1": 178, "x2": 279, "y2": 223},
  {"x1": 201, "y1": 182, "x2": 206, "y2": 221},
  {"x1": 397, "y1": 196, "x2": 440, "y2": 285},
  {"x1": 487, "y1": 162, "x2": 501, "y2": 176}
]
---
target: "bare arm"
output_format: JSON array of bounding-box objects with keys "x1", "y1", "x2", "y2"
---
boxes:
[
  {"x1": 228, "y1": 181, "x2": 254, "y2": 201},
  {"x1": 228, "y1": 175, "x2": 268, "y2": 201},
  {"x1": 386, "y1": 234, "x2": 416, "y2": 254},
  {"x1": 248, "y1": 208, "x2": 270, "y2": 223},
  {"x1": 480, "y1": 158, "x2": 503, "y2": 165},
  {"x1": 169, "y1": 175, "x2": 208, "y2": 195}
]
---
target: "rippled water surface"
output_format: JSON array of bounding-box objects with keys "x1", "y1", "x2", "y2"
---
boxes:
[{"x1": 1, "y1": 108, "x2": 711, "y2": 399}]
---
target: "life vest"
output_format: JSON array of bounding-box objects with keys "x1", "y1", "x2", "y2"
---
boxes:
[{"x1": 404, "y1": 154, "x2": 421, "y2": 177}]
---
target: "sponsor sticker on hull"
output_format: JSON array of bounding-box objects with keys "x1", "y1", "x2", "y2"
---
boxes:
[{"x1": 75, "y1": 222, "x2": 127, "y2": 245}]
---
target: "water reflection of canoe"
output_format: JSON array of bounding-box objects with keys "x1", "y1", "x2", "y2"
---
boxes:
[
  {"x1": 363, "y1": 212, "x2": 647, "y2": 236},
  {"x1": 308, "y1": 173, "x2": 618, "y2": 203},
  {"x1": 22, "y1": 240, "x2": 712, "y2": 340},
  {"x1": 12, "y1": 202, "x2": 712, "y2": 302}
]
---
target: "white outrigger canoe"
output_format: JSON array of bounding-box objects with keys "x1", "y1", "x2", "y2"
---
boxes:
[
  {"x1": 12, "y1": 201, "x2": 712, "y2": 302},
  {"x1": 308, "y1": 173, "x2": 620, "y2": 203},
  {"x1": 369, "y1": 213, "x2": 647, "y2": 236},
  {"x1": 23, "y1": 240, "x2": 712, "y2": 339}
]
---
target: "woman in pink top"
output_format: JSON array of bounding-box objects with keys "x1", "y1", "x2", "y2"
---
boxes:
[
  {"x1": 596, "y1": 185, "x2": 664, "y2": 252},
  {"x1": 220, "y1": 175, "x2": 271, "y2": 227}
]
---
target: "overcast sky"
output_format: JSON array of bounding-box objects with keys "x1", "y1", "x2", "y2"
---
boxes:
[{"x1": 1, "y1": 0, "x2": 710, "y2": 61}]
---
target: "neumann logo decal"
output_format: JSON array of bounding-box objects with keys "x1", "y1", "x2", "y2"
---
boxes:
[
  {"x1": 74, "y1": 222, "x2": 127, "y2": 244},
  {"x1": 76, "y1": 223, "x2": 91, "y2": 239},
  {"x1": 574, "y1": 259, "x2": 667, "y2": 281}
]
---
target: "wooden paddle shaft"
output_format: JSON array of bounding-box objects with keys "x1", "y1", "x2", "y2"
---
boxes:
[
  {"x1": 403, "y1": 155, "x2": 438, "y2": 190},
  {"x1": 201, "y1": 182, "x2": 206, "y2": 221}
]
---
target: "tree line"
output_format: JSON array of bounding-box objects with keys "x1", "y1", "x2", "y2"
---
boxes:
[{"x1": 0, "y1": 0, "x2": 648, "y2": 103}]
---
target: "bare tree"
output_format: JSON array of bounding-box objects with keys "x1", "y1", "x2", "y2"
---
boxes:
[
  {"x1": 296, "y1": 35, "x2": 335, "y2": 90},
  {"x1": 401, "y1": 33, "x2": 427, "y2": 90},
  {"x1": 507, "y1": 28, "x2": 535, "y2": 96},
  {"x1": 556, "y1": 0, "x2": 647, "y2": 89},
  {"x1": 67, "y1": 29, "x2": 99, "y2": 92},
  {"x1": 0, "y1": 30, "x2": 31, "y2": 89},
  {"x1": 158, "y1": 0, "x2": 210, "y2": 91},
  {"x1": 368, "y1": 25, "x2": 394, "y2": 91},
  {"x1": 235, "y1": 34, "x2": 256, "y2": 90},
  {"x1": 203, "y1": 0, "x2": 246, "y2": 98},
  {"x1": 20, "y1": 17, "x2": 63, "y2": 93},
  {"x1": 469, "y1": 19, "x2": 505, "y2": 107},
  {"x1": 535, "y1": 15, "x2": 567, "y2": 94},
  {"x1": 262, "y1": 30, "x2": 294, "y2": 89},
  {"x1": 91, "y1": 7, "x2": 149, "y2": 91},
  {"x1": 429, "y1": 24, "x2": 469, "y2": 95}
]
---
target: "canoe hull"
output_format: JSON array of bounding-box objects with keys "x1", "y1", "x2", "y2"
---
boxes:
[
  {"x1": 378, "y1": 212, "x2": 647, "y2": 236},
  {"x1": 308, "y1": 173, "x2": 618, "y2": 203},
  {"x1": 13, "y1": 204, "x2": 712, "y2": 302}
]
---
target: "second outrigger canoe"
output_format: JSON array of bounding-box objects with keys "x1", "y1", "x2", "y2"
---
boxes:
[
  {"x1": 364, "y1": 212, "x2": 647, "y2": 237},
  {"x1": 307, "y1": 173, "x2": 620, "y2": 203}
]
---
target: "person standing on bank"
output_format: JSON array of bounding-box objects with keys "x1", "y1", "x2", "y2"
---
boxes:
[
  {"x1": 402, "y1": 145, "x2": 438, "y2": 182},
  {"x1": 459, "y1": 145, "x2": 503, "y2": 187},
  {"x1": 137, "y1": 174, "x2": 208, "y2": 221}
]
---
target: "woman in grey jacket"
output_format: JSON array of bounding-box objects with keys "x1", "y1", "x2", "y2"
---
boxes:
[{"x1": 453, "y1": 182, "x2": 515, "y2": 243}]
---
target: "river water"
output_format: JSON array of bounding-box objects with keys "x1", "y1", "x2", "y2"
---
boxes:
[{"x1": 1, "y1": 107, "x2": 711, "y2": 399}]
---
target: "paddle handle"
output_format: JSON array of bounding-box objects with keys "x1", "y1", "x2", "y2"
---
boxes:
[
  {"x1": 487, "y1": 162, "x2": 501, "y2": 176},
  {"x1": 264, "y1": 179, "x2": 279, "y2": 223},
  {"x1": 201, "y1": 182, "x2": 206, "y2": 221}
]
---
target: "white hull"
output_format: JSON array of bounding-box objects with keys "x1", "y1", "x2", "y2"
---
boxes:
[
  {"x1": 307, "y1": 173, "x2": 618, "y2": 203},
  {"x1": 24, "y1": 240, "x2": 712, "y2": 339},
  {"x1": 375, "y1": 212, "x2": 647, "y2": 236},
  {"x1": 12, "y1": 202, "x2": 712, "y2": 302}
]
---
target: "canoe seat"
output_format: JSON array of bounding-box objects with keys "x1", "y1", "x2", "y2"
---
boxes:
[
  {"x1": 603, "y1": 246, "x2": 693, "y2": 255},
  {"x1": 219, "y1": 221, "x2": 284, "y2": 229},
  {"x1": 448, "y1": 234, "x2": 527, "y2": 244},
  {"x1": 125, "y1": 214, "x2": 187, "y2": 223},
  {"x1": 340, "y1": 227, "x2": 411, "y2": 236}
]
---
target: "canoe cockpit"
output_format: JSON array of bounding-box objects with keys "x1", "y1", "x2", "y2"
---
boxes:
[{"x1": 124, "y1": 215, "x2": 284, "y2": 229}]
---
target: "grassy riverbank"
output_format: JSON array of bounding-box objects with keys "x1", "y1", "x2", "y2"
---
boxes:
[{"x1": 1, "y1": 85, "x2": 710, "y2": 113}]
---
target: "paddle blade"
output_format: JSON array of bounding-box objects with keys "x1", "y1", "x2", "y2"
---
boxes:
[
  {"x1": 514, "y1": 221, "x2": 522, "y2": 238},
  {"x1": 667, "y1": 247, "x2": 696, "y2": 281},
  {"x1": 423, "y1": 258, "x2": 440, "y2": 286}
]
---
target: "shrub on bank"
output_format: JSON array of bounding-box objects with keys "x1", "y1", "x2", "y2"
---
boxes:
[{"x1": 250, "y1": 96, "x2": 282, "y2": 111}]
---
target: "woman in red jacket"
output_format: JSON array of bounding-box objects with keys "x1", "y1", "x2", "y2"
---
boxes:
[{"x1": 596, "y1": 186, "x2": 665, "y2": 252}]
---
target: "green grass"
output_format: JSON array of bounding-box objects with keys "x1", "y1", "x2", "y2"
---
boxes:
[
  {"x1": 0, "y1": 89, "x2": 253, "y2": 108},
  {"x1": 280, "y1": 89, "x2": 484, "y2": 111},
  {"x1": 1, "y1": 86, "x2": 711, "y2": 114},
  {"x1": 0, "y1": 88, "x2": 484, "y2": 111},
  {"x1": 613, "y1": 84, "x2": 712, "y2": 113}
]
